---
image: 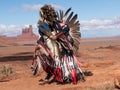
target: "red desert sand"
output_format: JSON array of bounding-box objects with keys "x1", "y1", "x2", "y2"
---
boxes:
[{"x1": 0, "y1": 36, "x2": 120, "y2": 90}]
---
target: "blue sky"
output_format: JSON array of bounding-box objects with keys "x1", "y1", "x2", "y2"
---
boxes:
[{"x1": 0, "y1": 0, "x2": 120, "y2": 38}]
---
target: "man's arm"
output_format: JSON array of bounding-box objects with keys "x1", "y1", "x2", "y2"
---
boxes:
[{"x1": 50, "y1": 22, "x2": 70, "y2": 40}]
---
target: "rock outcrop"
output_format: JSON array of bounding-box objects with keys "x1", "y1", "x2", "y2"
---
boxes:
[
  {"x1": 0, "y1": 25, "x2": 38, "y2": 45},
  {"x1": 17, "y1": 25, "x2": 38, "y2": 41}
]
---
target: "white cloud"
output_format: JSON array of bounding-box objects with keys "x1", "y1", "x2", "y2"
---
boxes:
[
  {"x1": 51, "y1": 4, "x2": 64, "y2": 10},
  {"x1": 22, "y1": 4, "x2": 42, "y2": 11},
  {"x1": 0, "y1": 16, "x2": 120, "y2": 37},
  {"x1": 80, "y1": 16, "x2": 120, "y2": 30},
  {"x1": 0, "y1": 24, "x2": 38, "y2": 37},
  {"x1": 22, "y1": 4, "x2": 64, "y2": 11},
  {"x1": 0, "y1": 24, "x2": 22, "y2": 37}
]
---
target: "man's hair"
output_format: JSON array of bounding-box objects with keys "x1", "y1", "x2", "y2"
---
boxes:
[{"x1": 39, "y1": 5, "x2": 57, "y2": 24}]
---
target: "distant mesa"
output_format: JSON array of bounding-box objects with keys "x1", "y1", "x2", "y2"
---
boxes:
[
  {"x1": 22, "y1": 25, "x2": 34, "y2": 35},
  {"x1": 0, "y1": 25, "x2": 38, "y2": 45},
  {"x1": 17, "y1": 25, "x2": 38, "y2": 41}
]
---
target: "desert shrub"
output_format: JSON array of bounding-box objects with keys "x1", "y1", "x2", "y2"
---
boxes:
[
  {"x1": 86, "y1": 82, "x2": 114, "y2": 90},
  {"x1": 99, "y1": 83, "x2": 114, "y2": 90},
  {"x1": 0, "y1": 65, "x2": 15, "y2": 81}
]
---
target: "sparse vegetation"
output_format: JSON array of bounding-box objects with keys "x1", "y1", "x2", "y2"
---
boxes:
[
  {"x1": 0, "y1": 65, "x2": 15, "y2": 82},
  {"x1": 114, "y1": 77, "x2": 120, "y2": 89},
  {"x1": 86, "y1": 83, "x2": 114, "y2": 90},
  {"x1": 95, "y1": 45, "x2": 120, "y2": 50}
]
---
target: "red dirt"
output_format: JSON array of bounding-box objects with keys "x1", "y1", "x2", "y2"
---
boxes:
[{"x1": 0, "y1": 37, "x2": 120, "y2": 90}]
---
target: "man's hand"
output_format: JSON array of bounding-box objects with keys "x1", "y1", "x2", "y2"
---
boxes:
[{"x1": 50, "y1": 35, "x2": 57, "y2": 40}]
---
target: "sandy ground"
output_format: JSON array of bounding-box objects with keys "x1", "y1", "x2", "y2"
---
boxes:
[{"x1": 0, "y1": 37, "x2": 120, "y2": 90}]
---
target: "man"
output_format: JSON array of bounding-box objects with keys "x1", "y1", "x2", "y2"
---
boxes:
[
  {"x1": 37, "y1": 4, "x2": 70, "y2": 83},
  {"x1": 36, "y1": 4, "x2": 84, "y2": 84}
]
